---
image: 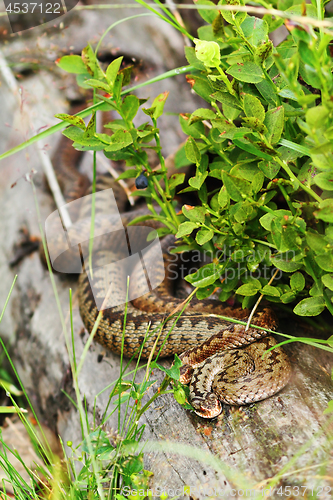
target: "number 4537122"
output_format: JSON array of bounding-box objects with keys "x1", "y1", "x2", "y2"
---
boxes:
[{"x1": 5, "y1": 3, "x2": 61, "y2": 13}]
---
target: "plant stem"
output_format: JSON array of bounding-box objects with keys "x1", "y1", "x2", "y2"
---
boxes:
[
  {"x1": 134, "y1": 0, "x2": 193, "y2": 40},
  {"x1": 279, "y1": 184, "x2": 296, "y2": 215},
  {"x1": 136, "y1": 376, "x2": 170, "y2": 419},
  {"x1": 274, "y1": 157, "x2": 322, "y2": 203}
]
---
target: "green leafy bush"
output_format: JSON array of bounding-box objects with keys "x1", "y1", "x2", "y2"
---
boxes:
[
  {"x1": 177, "y1": 0, "x2": 333, "y2": 317},
  {"x1": 56, "y1": 0, "x2": 333, "y2": 319}
]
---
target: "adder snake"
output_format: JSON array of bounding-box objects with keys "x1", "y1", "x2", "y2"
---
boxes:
[{"x1": 45, "y1": 134, "x2": 291, "y2": 419}]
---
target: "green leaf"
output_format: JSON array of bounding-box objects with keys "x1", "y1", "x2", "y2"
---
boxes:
[
  {"x1": 261, "y1": 285, "x2": 281, "y2": 297},
  {"x1": 218, "y1": 186, "x2": 229, "y2": 208},
  {"x1": 271, "y1": 219, "x2": 283, "y2": 251},
  {"x1": 174, "y1": 144, "x2": 194, "y2": 168},
  {"x1": 243, "y1": 94, "x2": 265, "y2": 122},
  {"x1": 186, "y1": 262, "x2": 226, "y2": 288},
  {"x1": 242, "y1": 117, "x2": 267, "y2": 134},
  {"x1": 116, "y1": 169, "x2": 137, "y2": 180},
  {"x1": 182, "y1": 205, "x2": 206, "y2": 224},
  {"x1": 119, "y1": 65, "x2": 133, "y2": 87},
  {"x1": 220, "y1": 0, "x2": 246, "y2": 24},
  {"x1": 151, "y1": 91, "x2": 169, "y2": 120},
  {"x1": 282, "y1": 225, "x2": 298, "y2": 251},
  {"x1": 236, "y1": 280, "x2": 262, "y2": 296},
  {"x1": 185, "y1": 137, "x2": 201, "y2": 166},
  {"x1": 299, "y1": 62, "x2": 322, "y2": 90},
  {"x1": 222, "y1": 171, "x2": 252, "y2": 202},
  {"x1": 290, "y1": 272, "x2": 305, "y2": 292},
  {"x1": 293, "y1": 296, "x2": 325, "y2": 316},
  {"x1": 85, "y1": 79, "x2": 110, "y2": 92},
  {"x1": 62, "y1": 126, "x2": 102, "y2": 149},
  {"x1": 309, "y1": 282, "x2": 323, "y2": 297},
  {"x1": 322, "y1": 274, "x2": 333, "y2": 291},
  {"x1": 189, "y1": 108, "x2": 216, "y2": 124},
  {"x1": 255, "y1": 40, "x2": 274, "y2": 65},
  {"x1": 106, "y1": 56, "x2": 123, "y2": 88},
  {"x1": 235, "y1": 163, "x2": 261, "y2": 181},
  {"x1": 154, "y1": 354, "x2": 182, "y2": 380},
  {"x1": 252, "y1": 172, "x2": 264, "y2": 193},
  {"x1": 121, "y1": 95, "x2": 140, "y2": 123},
  {"x1": 55, "y1": 113, "x2": 86, "y2": 130},
  {"x1": 326, "y1": 226, "x2": 333, "y2": 241},
  {"x1": 104, "y1": 130, "x2": 133, "y2": 152},
  {"x1": 306, "y1": 105, "x2": 329, "y2": 129},
  {"x1": 196, "y1": 227, "x2": 214, "y2": 245},
  {"x1": 176, "y1": 221, "x2": 199, "y2": 238},
  {"x1": 56, "y1": 55, "x2": 88, "y2": 74},
  {"x1": 231, "y1": 202, "x2": 255, "y2": 223},
  {"x1": 314, "y1": 199, "x2": 333, "y2": 223},
  {"x1": 0, "y1": 378, "x2": 22, "y2": 396},
  {"x1": 184, "y1": 46, "x2": 206, "y2": 70},
  {"x1": 76, "y1": 73, "x2": 92, "y2": 89},
  {"x1": 298, "y1": 40, "x2": 318, "y2": 68},
  {"x1": 315, "y1": 253, "x2": 333, "y2": 272},
  {"x1": 314, "y1": 172, "x2": 333, "y2": 191},
  {"x1": 83, "y1": 112, "x2": 96, "y2": 138},
  {"x1": 82, "y1": 45, "x2": 101, "y2": 77},
  {"x1": 188, "y1": 74, "x2": 214, "y2": 103},
  {"x1": 264, "y1": 106, "x2": 284, "y2": 145},
  {"x1": 197, "y1": 24, "x2": 224, "y2": 45},
  {"x1": 112, "y1": 382, "x2": 133, "y2": 396},
  {"x1": 271, "y1": 253, "x2": 303, "y2": 272},
  {"x1": 233, "y1": 138, "x2": 273, "y2": 160},
  {"x1": 73, "y1": 141, "x2": 105, "y2": 151},
  {"x1": 240, "y1": 16, "x2": 268, "y2": 47},
  {"x1": 227, "y1": 62, "x2": 264, "y2": 84},
  {"x1": 280, "y1": 291, "x2": 297, "y2": 304},
  {"x1": 180, "y1": 113, "x2": 205, "y2": 139},
  {"x1": 169, "y1": 173, "x2": 185, "y2": 191},
  {"x1": 195, "y1": 0, "x2": 220, "y2": 24},
  {"x1": 306, "y1": 230, "x2": 326, "y2": 254},
  {"x1": 256, "y1": 79, "x2": 278, "y2": 105},
  {"x1": 212, "y1": 11, "x2": 225, "y2": 37},
  {"x1": 143, "y1": 93, "x2": 166, "y2": 120},
  {"x1": 297, "y1": 162, "x2": 316, "y2": 187},
  {"x1": 189, "y1": 172, "x2": 208, "y2": 190},
  {"x1": 211, "y1": 118, "x2": 239, "y2": 139},
  {"x1": 211, "y1": 91, "x2": 242, "y2": 110},
  {"x1": 197, "y1": 284, "x2": 217, "y2": 300}
]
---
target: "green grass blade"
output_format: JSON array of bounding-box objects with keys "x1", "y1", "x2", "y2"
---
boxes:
[{"x1": 0, "y1": 65, "x2": 194, "y2": 163}]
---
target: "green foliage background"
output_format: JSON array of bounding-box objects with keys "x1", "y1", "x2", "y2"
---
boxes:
[{"x1": 56, "y1": 0, "x2": 333, "y2": 319}]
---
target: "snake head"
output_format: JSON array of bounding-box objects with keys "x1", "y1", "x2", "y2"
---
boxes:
[{"x1": 191, "y1": 393, "x2": 222, "y2": 419}]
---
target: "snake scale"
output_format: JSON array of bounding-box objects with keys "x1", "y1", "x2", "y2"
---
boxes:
[{"x1": 47, "y1": 133, "x2": 291, "y2": 419}]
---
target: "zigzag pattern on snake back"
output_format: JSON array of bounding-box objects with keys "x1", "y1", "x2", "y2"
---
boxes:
[{"x1": 48, "y1": 132, "x2": 291, "y2": 419}]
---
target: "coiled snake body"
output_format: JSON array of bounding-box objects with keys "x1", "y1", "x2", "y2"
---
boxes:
[{"x1": 47, "y1": 135, "x2": 291, "y2": 419}]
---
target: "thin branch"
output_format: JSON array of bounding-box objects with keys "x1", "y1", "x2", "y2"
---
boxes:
[{"x1": 245, "y1": 268, "x2": 280, "y2": 332}]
